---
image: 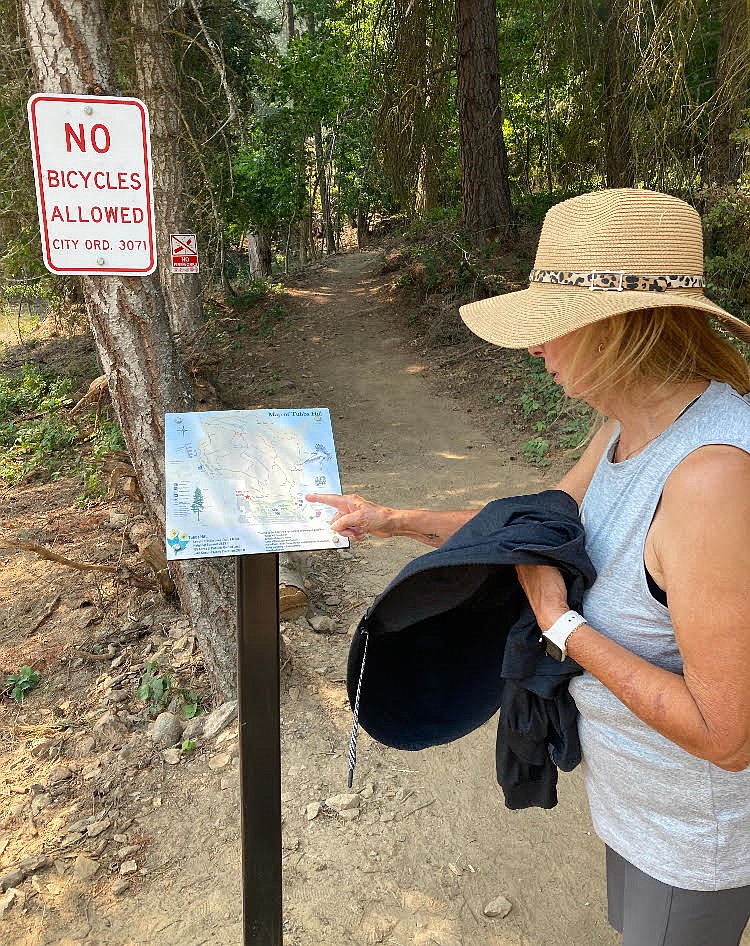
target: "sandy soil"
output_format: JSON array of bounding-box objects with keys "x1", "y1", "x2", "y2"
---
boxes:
[{"x1": 1, "y1": 249, "x2": 743, "y2": 946}]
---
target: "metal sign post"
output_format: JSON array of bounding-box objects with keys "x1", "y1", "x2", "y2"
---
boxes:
[
  {"x1": 163, "y1": 407, "x2": 348, "y2": 945},
  {"x1": 237, "y1": 553, "x2": 283, "y2": 946}
]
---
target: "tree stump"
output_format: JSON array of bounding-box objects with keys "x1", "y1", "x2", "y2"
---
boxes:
[{"x1": 278, "y1": 552, "x2": 309, "y2": 619}]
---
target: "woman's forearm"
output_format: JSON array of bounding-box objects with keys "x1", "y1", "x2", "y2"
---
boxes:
[
  {"x1": 386, "y1": 508, "x2": 478, "y2": 546},
  {"x1": 566, "y1": 623, "x2": 748, "y2": 771}
]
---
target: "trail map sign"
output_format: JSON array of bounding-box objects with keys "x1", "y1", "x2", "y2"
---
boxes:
[
  {"x1": 27, "y1": 93, "x2": 156, "y2": 275},
  {"x1": 170, "y1": 233, "x2": 199, "y2": 273},
  {"x1": 164, "y1": 408, "x2": 348, "y2": 559}
]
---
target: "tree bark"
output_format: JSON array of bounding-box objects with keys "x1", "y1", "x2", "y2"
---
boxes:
[
  {"x1": 247, "y1": 230, "x2": 272, "y2": 277},
  {"x1": 128, "y1": 0, "x2": 203, "y2": 341},
  {"x1": 356, "y1": 203, "x2": 369, "y2": 249},
  {"x1": 455, "y1": 0, "x2": 513, "y2": 246},
  {"x1": 705, "y1": 0, "x2": 750, "y2": 186},
  {"x1": 286, "y1": 0, "x2": 295, "y2": 42},
  {"x1": 20, "y1": 0, "x2": 237, "y2": 700},
  {"x1": 306, "y1": 14, "x2": 336, "y2": 255},
  {"x1": 299, "y1": 218, "x2": 309, "y2": 266},
  {"x1": 416, "y1": 143, "x2": 441, "y2": 212},
  {"x1": 600, "y1": 0, "x2": 634, "y2": 188}
]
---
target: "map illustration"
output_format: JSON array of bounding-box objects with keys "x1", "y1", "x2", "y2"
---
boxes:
[{"x1": 164, "y1": 408, "x2": 348, "y2": 559}]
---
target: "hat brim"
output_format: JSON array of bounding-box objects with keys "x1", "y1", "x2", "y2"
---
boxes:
[{"x1": 459, "y1": 284, "x2": 750, "y2": 348}]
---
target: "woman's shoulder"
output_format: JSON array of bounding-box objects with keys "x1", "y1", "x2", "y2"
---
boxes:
[{"x1": 662, "y1": 443, "x2": 750, "y2": 520}]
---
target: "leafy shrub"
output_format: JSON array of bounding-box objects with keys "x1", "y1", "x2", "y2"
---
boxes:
[{"x1": 5, "y1": 665, "x2": 40, "y2": 702}]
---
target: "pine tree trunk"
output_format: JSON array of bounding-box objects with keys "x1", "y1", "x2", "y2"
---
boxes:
[
  {"x1": 416, "y1": 143, "x2": 441, "y2": 212},
  {"x1": 298, "y1": 219, "x2": 309, "y2": 266},
  {"x1": 706, "y1": 0, "x2": 750, "y2": 186},
  {"x1": 128, "y1": 0, "x2": 203, "y2": 341},
  {"x1": 600, "y1": 0, "x2": 634, "y2": 188},
  {"x1": 315, "y1": 124, "x2": 336, "y2": 255},
  {"x1": 20, "y1": 0, "x2": 237, "y2": 700},
  {"x1": 286, "y1": 0, "x2": 295, "y2": 42},
  {"x1": 455, "y1": 0, "x2": 513, "y2": 246},
  {"x1": 247, "y1": 230, "x2": 272, "y2": 277},
  {"x1": 356, "y1": 203, "x2": 368, "y2": 249},
  {"x1": 306, "y1": 13, "x2": 336, "y2": 255}
]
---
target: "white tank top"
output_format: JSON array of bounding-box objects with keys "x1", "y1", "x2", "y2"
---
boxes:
[{"x1": 570, "y1": 380, "x2": 750, "y2": 890}]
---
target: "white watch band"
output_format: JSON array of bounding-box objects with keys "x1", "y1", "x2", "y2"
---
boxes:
[{"x1": 542, "y1": 610, "x2": 587, "y2": 657}]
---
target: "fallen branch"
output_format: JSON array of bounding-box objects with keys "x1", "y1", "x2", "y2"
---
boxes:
[
  {"x1": 25, "y1": 594, "x2": 62, "y2": 636},
  {"x1": 0, "y1": 534, "x2": 158, "y2": 590}
]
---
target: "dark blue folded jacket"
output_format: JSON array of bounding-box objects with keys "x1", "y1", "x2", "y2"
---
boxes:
[{"x1": 346, "y1": 489, "x2": 596, "y2": 809}]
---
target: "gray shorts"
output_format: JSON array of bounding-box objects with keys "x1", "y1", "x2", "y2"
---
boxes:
[{"x1": 606, "y1": 846, "x2": 750, "y2": 946}]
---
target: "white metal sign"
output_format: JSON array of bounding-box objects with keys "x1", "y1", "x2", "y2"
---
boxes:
[
  {"x1": 170, "y1": 233, "x2": 199, "y2": 273},
  {"x1": 27, "y1": 93, "x2": 157, "y2": 276}
]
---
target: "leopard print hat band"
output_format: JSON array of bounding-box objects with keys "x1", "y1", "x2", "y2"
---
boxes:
[{"x1": 529, "y1": 269, "x2": 706, "y2": 292}]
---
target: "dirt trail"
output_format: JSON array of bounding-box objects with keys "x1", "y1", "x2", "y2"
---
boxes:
[{"x1": 2, "y1": 249, "x2": 692, "y2": 946}]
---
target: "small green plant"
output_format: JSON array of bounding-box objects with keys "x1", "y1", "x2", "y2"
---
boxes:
[
  {"x1": 258, "y1": 303, "x2": 288, "y2": 337},
  {"x1": 181, "y1": 739, "x2": 196, "y2": 755},
  {"x1": 6, "y1": 665, "x2": 40, "y2": 702},
  {"x1": 137, "y1": 660, "x2": 173, "y2": 716},
  {"x1": 136, "y1": 660, "x2": 202, "y2": 719},
  {"x1": 521, "y1": 436, "x2": 551, "y2": 467},
  {"x1": 76, "y1": 470, "x2": 107, "y2": 507}
]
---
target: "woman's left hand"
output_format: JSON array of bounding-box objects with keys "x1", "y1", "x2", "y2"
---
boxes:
[{"x1": 515, "y1": 564, "x2": 570, "y2": 632}]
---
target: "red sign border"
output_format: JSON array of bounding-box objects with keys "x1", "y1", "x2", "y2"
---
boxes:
[{"x1": 28, "y1": 93, "x2": 157, "y2": 276}]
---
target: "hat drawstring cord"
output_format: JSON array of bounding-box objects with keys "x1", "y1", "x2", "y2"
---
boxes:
[{"x1": 347, "y1": 627, "x2": 369, "y2": 788}]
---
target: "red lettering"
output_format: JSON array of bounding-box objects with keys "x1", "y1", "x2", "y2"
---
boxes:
[
  {"x1": 105, "y1": 206, "x2": 118, "y2": 223},
  {"x1": 51, "y1": 206, "x2": 63, "y2": 221},
  {"x1": 91, "y1": 207, "x2": 103, "y2": 222},
  {"x1": 47, "y1": 170, "x2": 60, "y2": 187},
  {"x1": 65, "y1": 122, "x2": 86, "y2": 152},
  {"x1": 130, "y1": 172, "x2": 142, "y2": 190},
  {"x1": 117, "y1": 172, "x2": 127, "y2": 189},
  {"x1": 133, "y1": 208, "x2": 144, "y2": 223},
  {"x1": 120, "y1": 207, "x2": 132, "y2": 223},
  {"x1": 80, "y1": 171, "x2": 91, "y2": 187},
  {"x1": 94, "y1": 171, "x2": 106, "y2": 189},
  {"x1": 91, "y1": 124, "x2": 110, "y2": 154}
]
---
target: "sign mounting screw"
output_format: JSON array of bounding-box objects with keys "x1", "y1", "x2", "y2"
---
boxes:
[
  {"x1": 83, "y1": 105, "x2": 93, "y2": 115},
  {"x1": 96, "y1": 257, "x2": 106, "y2": 266}
]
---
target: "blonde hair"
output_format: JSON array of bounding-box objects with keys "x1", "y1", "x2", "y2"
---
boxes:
[{"x1": 570, "y1": 307, "x2": 750, "y2": 403}]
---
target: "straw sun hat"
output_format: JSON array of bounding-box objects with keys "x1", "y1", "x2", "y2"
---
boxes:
[{"x1": 459, "y1": 188, "x2": 750, "y2": 348}]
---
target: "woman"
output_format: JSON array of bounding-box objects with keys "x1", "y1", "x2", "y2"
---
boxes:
[{"x1": 309, "y1": 189, "x2": 750, "y2": 946}]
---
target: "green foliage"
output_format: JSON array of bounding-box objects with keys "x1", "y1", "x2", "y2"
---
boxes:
[
  {"x1": 181, "y1": 739, "x2": 197, "y2": 755},
  {"x1": 701, "y1": 188, "x2": 750, "y2": 317},
  {"x1": 5, "y1": 665, "x2": 40, "y2": 702},
  {"x1": 520, "y1": 436, "x2": 551, "y2": 467},
  {"x1": 516, "y1": 353, "x2": 593, "y2": 464},
  {"x1": 0, "y1": 362, "x2": 71, "y2": 420},
  {"x1": 0, "y1": 364, "x2": 125, "y2": 488},
  {"x1": 136, "y1": 660, "x2": 202, "y2": 720}
]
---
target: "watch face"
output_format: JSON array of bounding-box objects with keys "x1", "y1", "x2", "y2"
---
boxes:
[{"x1": 544, "y1": 639, "x2": 565, "y2": 662}]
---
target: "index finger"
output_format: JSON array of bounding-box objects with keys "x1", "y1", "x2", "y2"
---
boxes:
[{"x1": 305, "y1": 492, "x2": 347, "y2": 511}]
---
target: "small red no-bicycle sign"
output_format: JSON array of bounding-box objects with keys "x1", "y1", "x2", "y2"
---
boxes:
[
  {"x1": 27, "y1": 93, "x2": 157, "y2": 276},
  {"x1": 170, "y1": 233, "x2": 199, "y2": 273}
]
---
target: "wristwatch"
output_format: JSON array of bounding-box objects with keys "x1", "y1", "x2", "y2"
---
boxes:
[{"x1": 541, "y1": 610, "x2": 588, "y2": 661}]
